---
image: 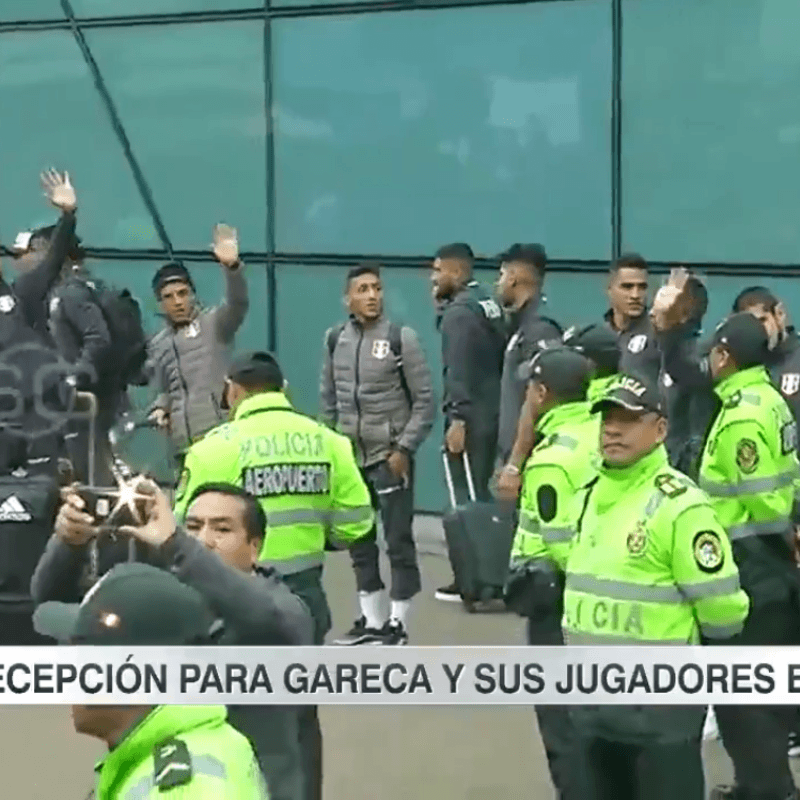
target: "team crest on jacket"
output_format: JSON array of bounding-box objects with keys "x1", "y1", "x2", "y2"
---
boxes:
[
  {"x1": 627, "y1": 334, "x2": 647, "y2": 353},
  {"x1": 693, "y1": 530, "x2": 723, "y2": 573},
  {"x1": 626, "y1": 522, "x2": 647, "y2": 556},
  {"x1": 781, "y1": 373, "x2": 800, "y2": 396},
  {"x1": 735, "y1": 438, "x2": 759, "y2": 474},
  {"x1": 372, "y1": 340, "x2": 390, "y2": 359},
  {"x1": 0, "y1": 295, "x2": 15, "y2": 314}
]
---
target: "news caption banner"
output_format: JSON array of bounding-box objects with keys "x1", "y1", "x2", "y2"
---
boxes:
[{"x1": 0, "y1": 647, "x2": 799, "y2": 704}]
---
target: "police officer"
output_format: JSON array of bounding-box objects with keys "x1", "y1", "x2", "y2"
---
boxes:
[
  {"x1": 173, "y1": 350, "x2": 375, "y2": 800},
  {"x1": 33, "y1": 562, "x2": 269, "y2": 799},
  {"x1": 504, "y1": 347, "x2": 597, "y2": 800},
  {"x1": 697, "y1": 313, "x2": 800, "y2": 800},
  {"x1": 564, "y1": 374, "x2": 749, "y2": 799}
]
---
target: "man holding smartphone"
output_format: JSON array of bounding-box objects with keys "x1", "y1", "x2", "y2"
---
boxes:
[{"x1": 320, "y1": 263, "x2": 436, "y2": 645}]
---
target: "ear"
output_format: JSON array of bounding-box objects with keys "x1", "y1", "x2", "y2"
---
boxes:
[
  {"x1": 249, "y1": 538, "x2": 260, "y2": 565},
  {"x1": 656, "y1": 416, "x2": 668, "y2": 444},
  {"x1": 776, "y1": 302, "x2": 788, "y2": 328}
]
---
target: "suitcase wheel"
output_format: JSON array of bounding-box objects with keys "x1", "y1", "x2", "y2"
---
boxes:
[{"x1": 462, "y1": 597, "x2": 476, "y2": 613}]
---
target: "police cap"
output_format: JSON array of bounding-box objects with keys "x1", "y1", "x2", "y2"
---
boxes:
[
  {"x1": 528, "y1": 347, "x2": 592, "y2": 400},
  {"x1": 562, "y1": 323, "x2": 621, "y2": 374},
  {"x1": 228, "y1": 350, "x2": 284, "y2": 388},
  {"x1": 591, "y1": 373, "x2": 664, "y2": 416},
  {"x1": 711, "y1": 312, "x2": 769, "y2": 368}
]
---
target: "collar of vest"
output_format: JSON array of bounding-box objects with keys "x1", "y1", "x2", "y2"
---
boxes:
[
  {"x1": 587, "y1": 374, "x2": 617, "y2": 407},
  {"x1": 714, "y1": 365, "x2": 769, "y2": 402},
  {"x1": 234, "y1": 391, "x2": 292, "y2": 421},
  {"x1": 537, "y1": 401, "x2": 591, "y2": 436},
  {"x1": 598, "y1": 443, "x2": 668, "y2": 484}
]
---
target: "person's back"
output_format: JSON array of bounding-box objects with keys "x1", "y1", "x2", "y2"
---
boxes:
[{"x1": 96, "y1": 705, "x2": 269, "y2": 799}]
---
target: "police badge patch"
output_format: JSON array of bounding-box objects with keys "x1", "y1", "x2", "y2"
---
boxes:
[
  {"x1": 735, "y1": 438, "x2": 759, "y2": 474},
  {"x1": 626, "y1": 522, "x2": 647, "y2": 556},
  {"x1": 693, "y1": 530, "x2": 724, "y2": 573}
]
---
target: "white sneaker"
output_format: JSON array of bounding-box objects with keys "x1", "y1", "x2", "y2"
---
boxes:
[{"x1": 703, "y1": 708, "x2": 720, "y2": 741}]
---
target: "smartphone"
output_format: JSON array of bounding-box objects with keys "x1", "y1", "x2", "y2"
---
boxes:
[{"x1": 75, "y1": 485, "x2": 146, "y2": 528}]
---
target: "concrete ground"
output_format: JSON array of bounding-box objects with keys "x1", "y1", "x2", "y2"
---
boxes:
[{"x1": 1, "y1": 515, "x2": 795, "y2": 799}]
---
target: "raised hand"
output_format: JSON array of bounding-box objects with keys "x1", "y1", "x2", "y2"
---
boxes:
[
  {"x1": 212, "y1": 223, "x2": 240, "y2": 268},
  {"x1": 41, "y1": 169, "x2": 77, "y2": 213},
  {"x1": 651, "y1": 267, "x2": 691, "y2": 330}
]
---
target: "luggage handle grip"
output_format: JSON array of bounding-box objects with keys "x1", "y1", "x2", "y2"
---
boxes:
[{"x1": 441, "y1": 446, "x2": 477, "y2": 508}]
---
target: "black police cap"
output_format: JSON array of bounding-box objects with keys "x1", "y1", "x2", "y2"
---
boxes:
[
  {"x1": 711, "y1": 312, "x2": 770, "y2": 368},
  {"x1": 591, "y1": 373, "x2": 664, "y2": 416}
]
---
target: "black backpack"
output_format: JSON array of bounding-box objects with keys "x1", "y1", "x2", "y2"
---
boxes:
[
  {"x1": 85, "y1": 279, "x2": 148, "y2": 389},
  {"x1": 327, "y1": 321, "x2": 411, "y2": 406}
]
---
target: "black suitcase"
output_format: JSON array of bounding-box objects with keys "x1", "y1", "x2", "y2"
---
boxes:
[{"x1": 441, "y1": 449, "x2": 516, "y2": 612}]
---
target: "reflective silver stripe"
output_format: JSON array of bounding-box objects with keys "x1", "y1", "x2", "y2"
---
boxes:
[
  {"x1": 123, "y1": 755, "x2": 227, "y2": 800},
  {"x1": 728, "y1": 517, "x2": 791, "y2": 540},
  {"x1": 700, "y1": 621, "x2": 744, "y2": 639},
  {"x1": 643, "y1": 489, "x2": 665, "y2": 518},
  {"x1": 699, "y1": 469, "x2": 800, "y2": 497},
  {"x1": 518, "y1": 511, "x2": 538, "y2": 532},
  {"x1": 541, "y1": 526, "x2": 573, "y2": 543},
  {"x1": 740, "y1": 392, "x2": 761, "y2": 405},
  {"x1": 566, "y1": 573, "x2": 684, "y2": 603},
  {"x1": 266, "y1": 505, "x2": 373, "y2": 527},
  {"x1": 564, "y1": 630, "x2": 690, "y2": 646},
  {"x1": 678, "y1": 574, "x2": 740, "y2": 600},
  {"x1": 258, "y1": 553, "x2": 324, "y2": 575},
  {"x1": 552, "y1": 434, "x2": 578, "y2": 450}
]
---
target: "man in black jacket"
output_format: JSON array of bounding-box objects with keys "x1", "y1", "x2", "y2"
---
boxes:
[
  {"x1": 431, "y1": 242, "x2": 507, "y2": 603},
  {"x1": 32, "y1": 479, "x2": 313, "y2": 800}
]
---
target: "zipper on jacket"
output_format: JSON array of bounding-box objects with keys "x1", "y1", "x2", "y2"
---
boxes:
[
  {"x1": 354, "y1": 327, "x2": 366, "y2": 462},
  {"x1": 170, "y1": 336, "x2": 193, "y2": 444}
]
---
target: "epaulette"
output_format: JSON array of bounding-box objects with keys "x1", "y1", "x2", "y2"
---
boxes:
[
  {"x1": 153, "y1": 738, "x2": 193, "y2": 791},
  {"x1": 654, "y1": 472, "x2": 688, "y2": 499}
]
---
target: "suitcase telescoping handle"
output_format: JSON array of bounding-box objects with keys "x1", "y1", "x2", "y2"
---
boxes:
[
  {"x1": 74, "y1": 391, "x2": 98, "y2": 487},
  {"x1": 441, "y1": 446, "x2": 477, "y2": 509}
]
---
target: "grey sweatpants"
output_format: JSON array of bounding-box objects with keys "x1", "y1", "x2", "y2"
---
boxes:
[{"x1": 349, "y1": 459, "x2": 421, "y2": 601}]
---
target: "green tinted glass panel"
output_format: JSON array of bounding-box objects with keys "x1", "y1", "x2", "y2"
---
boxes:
[
  {"x1": 273, "y1": 2, "x2": 612, "y2": 259},
  {"x1": 84, "y1": 22, "x2": 268, "y2": 252},
  {"x1": 0, "y1": 1, "x2": 61, "y2": 21},
  {"x1": 622, "y1": 0, "x2": 800, "y2": 263},
  {"x1": 71, "y1": 0, "x2": 259, "y2": 16},
  {"x1": 0, "y1": 32, "x2": 160, "y2": 250}
]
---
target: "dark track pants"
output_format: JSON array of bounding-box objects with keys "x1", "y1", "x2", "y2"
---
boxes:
[{"x1": 349, "y1": 459, "x2": 421, "y2": 601}]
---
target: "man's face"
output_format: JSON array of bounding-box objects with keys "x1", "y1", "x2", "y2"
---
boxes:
[
  {"x1": 12, "y1": 236, "x2": 48, "y2": 272},
  {"x1": 185, "y1": 492, "x2": 259, "y2": 572},
  {"x1": 496, "y1": 261, "x2": 520, "y2": 307},
  {"x1": 431, "y1": 257, "x2": 462, "y2": 302},
  {"x1": 741, "y1": 302, "x2": 781, "y2": 349},
  {"x1": 71, "y1": 705, "x2": 125, "y2": 739},
  {"x1": 608, "y1": 268, "x2": 648, "y2": 319},
  {"x1": 708, "y1": 344, "x2": 732, "y2": 381},
  {"x1": 159, "y1": 281, "x2": 194, "y2": 325},
  {"x1": 600, "y1": 405, "x2": 665, "y2": 466},
  {"x1": 347, "y1": 272, "x2": 382, "y2": 322}
]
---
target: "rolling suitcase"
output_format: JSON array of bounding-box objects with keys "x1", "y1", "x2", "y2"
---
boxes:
[{"x1": 441, "y1": 448, "x2": 516, "y2": 612}]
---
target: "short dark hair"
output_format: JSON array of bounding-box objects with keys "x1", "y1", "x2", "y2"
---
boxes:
[
  {"x1": 500, "y1": 243, "x2": 547, "y2": 281},
  {"x1": 733, "y1": 286, "x2": 779, "y2": 314},
  {"x1": 610, "y1": 252, "x2": 648, "y2": 274},
  {"x1": 186, "y1": 483, "x2": 266, "y2": 543},
  {"x1": 345, "y1": 262, "x2": 381, "y2": 292},
  {"x1": 30, "y1": 223, "x2": 86, "y2": 263},
  {"x1": 685, "y1": 275, "x2": 709, "y2": 322},
  {"x1": 434, "y1": 243, "x2": 474, "y2": 263}
]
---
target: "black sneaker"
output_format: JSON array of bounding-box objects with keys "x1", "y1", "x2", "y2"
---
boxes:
[
  {"x1": 331, "y1": 617, "x2": 386, "y2": 645},
  {"x1": 435, "y1": 582, "x2": 462, "y2": 602},
  {"x1": 381, "y1": 620, "x2": 409, "y2": 645}
]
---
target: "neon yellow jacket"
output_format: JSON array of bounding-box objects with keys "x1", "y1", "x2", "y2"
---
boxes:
[
  {"x1": 698, "y1": 365, "x2": 800, "y2": 602},
  {"x1": 173, "y1": 392, "x2": 374, "y2": 573},
  {"x1": 511, "y1": 401, "x2": 599, "y2": 571},
  {"x1": 93, "y1": 705, "x2": 268, "y2": 799},
  {"x1": 564, "y1": 445, "x2": 749, "y2": 645}
]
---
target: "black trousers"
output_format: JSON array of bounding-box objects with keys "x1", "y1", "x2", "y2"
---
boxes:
[
  {"x1": 298, "y1": 706, "x2": 322, "y2": 800},
  {"x1": 445, "y1": 428, "x2": 497, "y2": 505},
  {"x1": 715, "y1": 599, "x2": 799, "y2": 800},
  {"x1": 349, "y1": 460, "x2": 420, "y2": 601},
  {"x1": 576, "y1": 736, "x2": 705, "y2": 800},
  {"x1": 527, "y1": 615, "x2": 586, "y2": 800}
]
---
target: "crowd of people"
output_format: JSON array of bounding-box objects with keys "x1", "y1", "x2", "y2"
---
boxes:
[{"x1": 2, "y1": 168, "x2": 800, "y2": 798}]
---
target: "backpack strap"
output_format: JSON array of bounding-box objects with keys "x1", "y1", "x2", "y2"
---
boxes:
[
  {"x1": 327, "y1": 322, "x2": 346, "y2": 359},
  {"x1": 388, "y1": 322, "x2": 413, "y2": 408}
]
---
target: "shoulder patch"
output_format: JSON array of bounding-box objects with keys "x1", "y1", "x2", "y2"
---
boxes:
[
  {"x1": 735, "y1": 438, "x2": 759, "y2": 474},
  {"x1": 693, "y1": 530, "x2": 724, "y2": 574},
  {"x1": 154, "y1": 738, "x2": 193, "y2": 791},
  {"x1": 654, "y1": 473, "x2": 687, "y2": 498}
]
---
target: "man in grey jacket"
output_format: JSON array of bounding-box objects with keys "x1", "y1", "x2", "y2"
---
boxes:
[
  {"x1": 320, "y1": 263, "x2": 435, "y2": 646},
  {"x1": 32, "y1": 479, "x2": 313, "y2": 800},
  {"x1": 147, "y1": 224, "x2": 249, "y2": 464}
]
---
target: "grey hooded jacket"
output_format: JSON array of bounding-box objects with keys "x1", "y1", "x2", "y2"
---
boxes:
[
  {"x1": 147, "y1": 264, "x2": 248, "y2": 453},
  {"x1": 319, "y1": 316, "x2": 436, "y2": 468}
]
